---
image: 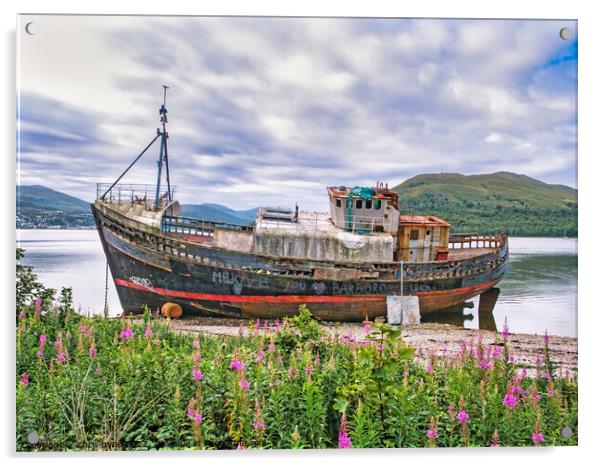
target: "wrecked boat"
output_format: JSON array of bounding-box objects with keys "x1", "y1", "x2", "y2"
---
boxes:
[{"x1": 92, "y1": 94, "x2": 508, "y2": 320}]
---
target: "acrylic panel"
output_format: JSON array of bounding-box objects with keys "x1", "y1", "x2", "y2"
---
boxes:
[{"x1": 16, "y1": 15, "x2": 578, "y2": 451}]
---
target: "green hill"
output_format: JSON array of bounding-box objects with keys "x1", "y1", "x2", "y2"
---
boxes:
[
  {"x1": 393, "y1": 172, "x2": 577, "y2": 237},
  {"x1": 17, "y1": 185, "x2": 94, "y2": 229},
  {"x1": 18, "y1": 185, "x2": 90, "y2": 212}
]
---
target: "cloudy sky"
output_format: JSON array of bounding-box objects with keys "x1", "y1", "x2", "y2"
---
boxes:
[{"x1": 17, "y1": 15, "x2": 577, "y2": 210}]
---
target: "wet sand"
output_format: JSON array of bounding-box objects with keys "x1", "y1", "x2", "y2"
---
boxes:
[{"x1": 168, "y1": 317, "x2": 578, "y2": 373}]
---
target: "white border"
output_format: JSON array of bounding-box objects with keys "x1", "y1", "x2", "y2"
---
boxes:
[{"x1": 3, "y1": 1, "x2": 600, "y2": 465}]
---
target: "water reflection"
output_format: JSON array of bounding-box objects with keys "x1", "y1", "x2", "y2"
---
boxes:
[
  {"x1": 425, "y1": 250, "x2": 577, "y2": 336},
  {"x1": 421, "y1": 299, "x2": 499, "y2": 333}
]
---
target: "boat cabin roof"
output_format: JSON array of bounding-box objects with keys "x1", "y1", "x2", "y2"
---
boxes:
[{"x1": 398, "y1": 215, "x2": 450, "y2": 227}]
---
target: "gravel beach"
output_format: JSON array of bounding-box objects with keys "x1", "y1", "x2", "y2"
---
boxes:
[{"x1": 168, "y1": 316, "x2": 578, "y2": 373}]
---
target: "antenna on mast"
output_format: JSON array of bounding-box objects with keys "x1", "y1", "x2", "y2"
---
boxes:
[{"x1": 154, "y1": 85, "x2": 172, "y2": 209}]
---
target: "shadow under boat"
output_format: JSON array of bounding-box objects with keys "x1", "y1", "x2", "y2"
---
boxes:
[{"x1": 420, "y1": 287, "x2": 501, "y2": 332}]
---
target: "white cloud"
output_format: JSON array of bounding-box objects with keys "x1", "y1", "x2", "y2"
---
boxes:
[{"x1": 17, "y1": 16, "x2": 577, "y2": 211}]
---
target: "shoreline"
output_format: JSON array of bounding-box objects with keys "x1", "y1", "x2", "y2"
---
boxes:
[
  {"x1": 16, "y1": 227, "x2": 578, "y2": 239},
  {"x1": 169, "y1": 317, "x2": 578, "y2": 373}
]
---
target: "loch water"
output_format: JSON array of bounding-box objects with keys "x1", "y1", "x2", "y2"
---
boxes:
[{"x1": 17, "y1": 230, "x2": 577, "y2": 337}]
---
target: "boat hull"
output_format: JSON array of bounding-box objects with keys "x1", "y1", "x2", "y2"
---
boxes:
[{"x1": 92, "y1": 204, "x2": 509, "y2": 321}]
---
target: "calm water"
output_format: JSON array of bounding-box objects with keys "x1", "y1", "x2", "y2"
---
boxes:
[{"x1": 17, "y1": 230, "x2": 577, "y2": 337}]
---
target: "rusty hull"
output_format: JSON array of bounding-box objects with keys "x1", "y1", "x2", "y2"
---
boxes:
[{"x1": 92, "y1": 201, "x2": 509, "y2": 321}]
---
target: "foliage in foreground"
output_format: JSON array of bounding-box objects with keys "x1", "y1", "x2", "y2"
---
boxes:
[{"x1": 16, "y1": 303, "x2": 577, "y2": 451}]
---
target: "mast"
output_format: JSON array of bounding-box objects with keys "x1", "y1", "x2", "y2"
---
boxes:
[{"x1": 154, "y1": 85, "x2": 172, "y2": 210}]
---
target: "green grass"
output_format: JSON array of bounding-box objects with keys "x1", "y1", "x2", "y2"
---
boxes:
[{"x1": 16, "y1": 308, "x2": 578, "y2": 451}]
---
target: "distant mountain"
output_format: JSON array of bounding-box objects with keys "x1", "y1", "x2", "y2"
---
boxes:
[
  {"x1": 18, "y1": 185, "x2": 90, "y2": 213},
  {"x1": 181, "y1": 203, "x2": 258, "y2": 225},
  {"x1": 393, "y1": 172, "x2": 577, "y2": 237},
  {"x1": 18, "y1": 172, "x2": 578, "y2": 236},
  {"x1": 16, "y1": 185, "x2": 259, "y2": 228},
  {"x1": 17, "y1": 185, "x2": 94, "y2": 229}
]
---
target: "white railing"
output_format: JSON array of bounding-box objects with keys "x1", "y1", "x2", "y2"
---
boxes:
[{"x1": 96, "y1": 183, "x2": 176, "y2": 210}]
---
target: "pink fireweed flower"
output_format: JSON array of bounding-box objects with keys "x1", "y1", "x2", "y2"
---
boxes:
[
  {"x1": 187, "y1": 407, "x2": 202, "y2": 425},
  {"x1": 338, "y1": 414, "x2": 352, "y2": 448},
  {"x1": 256, "y1": 349, "x2": 265, "y2": 364},
  {"x1": 34, "y1": 297, "x2": 42, "y2": 316},
  {"x1": 427, "y1": 363, "x2": 433, "y2": 374},
  {"x1": 193, "y1": 352, "x2": 201, "y2": 363},
  {"x1": 239, "y1": 379, "x2": 250, "y2": 391},
  {"x1": 305, "y1": 363, "x2": 313, "y2": 376},
  {"x1": 57, "y1": 352, "x2": 66, "y2": 364},
  {"x1": 544, "y1": 329, "x2": 549, "y2": 345},
  {"x1": 78, "y1": 324, "x2": 87, "y2": 334},
  {"x1": 230, "y1": 359, "x2": 245, "y2": 372},
  {"x1": 36, "y1": 333, "x2": 47, "y2": 358},
  {"x1": 338, "y1": 432, "x2": 352, "y2": 448},
  {"x1": 457, "y1": 411, "x2": 469, "y2": 425},
  {"x1": 20, "y1": 373, "x2": 29, "y2": 387},
  {"x1": 503, "y1": 393, "x2": 518, "y2": 410},
  {"x1": 275, "y1": 319, "x2": 281, "y2": 331},
  {"x1": 268, "y1": 341, "x2": 276, "y2": 353},
  {"x1": 532, "y1": 432, "x2": 545, "y2": 445},
  {"x1": 426, "y1": 428, "x2": 438, "y2": 440},
  {"x1": 490, "y1": 430, "x2": 500, "y2": 447},
  {"x1": 363, "y1": 318, "x2": 372, "y2": 334},
  {"x1": 120, "y1": 326, "x2": 134, "y2": 340},
  {"x1": 193, "y1": 338, "x2": 200, "y2": 350},
  {"x1": 253, "y1": 420, "x2": 266, "y2": 431},
  {"x1": 192, "y1": 368, "x2": 204, "y2": 381},
  {"x1": 502, "y1": 318, "x2": 509, "y2": 339},
  {"x1": 88, "y1": 345, "x2": 97, "y2": 359},
  {"x1": 144, "y1": 325, "x2": 152, "y2": 339}
]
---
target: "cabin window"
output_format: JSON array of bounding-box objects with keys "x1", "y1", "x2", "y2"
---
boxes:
[
  {"x1": 374, "y1": 200, "x2": 382, "y2": 209},
  {"x1": 356, "y1": 199, "x2": 363, "y2": 209},
  {"x1": 336, "y1": 198, "x2": 341, "y2": 207},
  {"x1": 410, "y1": 229, "x2": 419, "y2": 240},
  {"x1": 426, "y1": 230, "x2": 431, "y2": 236},
  {"x1": 346, "y1": 199, "x2": 352, "y2": 208},
  {"x1": 366, "y1": 200, "x2": 372, "y2": 209}
]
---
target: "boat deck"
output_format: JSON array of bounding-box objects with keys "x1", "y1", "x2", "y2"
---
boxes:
[{"x1": 448, "y1": 247, "x2": 496, "y2": 260}]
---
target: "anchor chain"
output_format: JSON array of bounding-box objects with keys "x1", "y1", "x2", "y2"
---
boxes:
[{"x1": 103, "y1": 260, "x2": 109, "y2": 318}]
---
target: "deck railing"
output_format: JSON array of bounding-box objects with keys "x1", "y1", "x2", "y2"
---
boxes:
[
  {"x1": 449, "y1": 233, "x2": 505, "y2": 249},
  {"x1": 161, "y1": 215, "x2": 254, "y2": 236},
  {"x1": 96, "y1": 183, "x2": 176, "y2": 210}
]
